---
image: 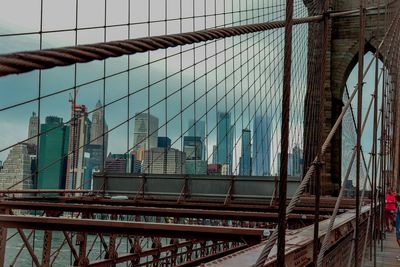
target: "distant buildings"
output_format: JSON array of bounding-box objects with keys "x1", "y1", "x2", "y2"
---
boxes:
[
  {"x1": 239, "y1": 129, "x2": 251, "y2": 176},
  {"x1": 183, "y1": 136, "x2": 202, "y2": 160},
  {"x1": 0, "y1": 144, "x2": 35, "y2": 214},
  {"x1": 207, "y1": 164, "x2": 222, "y2": 175},
  {"x1": 105, "y1": 154, "x2": 129, "y2": 173},
  {"x1": 104, "y1": 153, "x2": 141, "y2": 174},
  {"x1": 37, "y1": 116, "x2": 69, "y2": 190},
  {"x1": 142, "y1": 148, "x2": 185, "y2": 174},
  {"x1": 67, "y1": 104, "x2": 91, "y2": 190},
  {"x1": 186, "y1": 160, "x2": 207, "y2": 175},
  {"x1": 87, "y1": 100, "x2": 108, "y2": 169},
  {"x1": 216, "y1": 112, "x2": 234, "y2": 173},
  {"x1": 157, "y1": 137, "x2": 171, "y2": 149},
  {"x1": 86, "y1": 144, "x2": 103, "y2": 172},
  {"x1": 130, "y1": 155, "x2": 142, "y2": 173},
  {"x1": 212, "y1": 145, "x2": 218, "y2": 164},
  {"x1": 0, "y1": 144, "x2": 34, "y2": 192},
  {"x1": 292, "y1": 144, "x2": 303, "y2": 176},
  {"x1": 277, "y1": 146, "x2": 303, "y2": 177},
  {"x1": 221, "y1": 164, "x2": 231, "y2": 176},
  {"x1": 344, "y1": 179, "x2": 355, "y2": 197},
  {"x1": 27, "y1": 111, "x2": 39, "y2": 146},
  {"x1": 133, "y1": 113, "x2": 159, "y2": 160},
  {"x1": 252, "y1": 114, "x2": 272, "y2": 176},
  {"x1": 188, "y1": 119, "x2": 206, "y2": 160}
]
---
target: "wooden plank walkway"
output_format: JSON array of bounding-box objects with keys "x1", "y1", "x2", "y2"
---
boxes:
[{"x1": 364, "y1": 231, "x2": 400, "y2": 267}]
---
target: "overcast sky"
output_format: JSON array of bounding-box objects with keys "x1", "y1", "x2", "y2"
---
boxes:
[{"x1": 0, "y1": 1, "x2": 382, "y2": 181}]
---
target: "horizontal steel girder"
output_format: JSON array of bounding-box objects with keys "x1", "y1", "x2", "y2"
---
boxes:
[
  {"x1": 0, "y1": 215, "x2": 264, "y2": 245},
  {"x1": 0, "y1": 200, "x2": 330, "y2": 222}
]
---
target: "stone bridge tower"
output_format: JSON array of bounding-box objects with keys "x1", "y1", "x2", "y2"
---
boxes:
[{"x1": 303, "y1": 0, "x2": 388, "y2": 195}]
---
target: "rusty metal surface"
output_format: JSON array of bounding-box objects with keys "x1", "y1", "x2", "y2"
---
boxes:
[
  {"x1": 0, "y1": 215, "x2": 264, "y2": 245},
  {"x1": 1, "y1": 195, "x2": 360, "y2": 211},
  {"x1": 0, "y1": 200, "x2": 330, "y2": 222}
]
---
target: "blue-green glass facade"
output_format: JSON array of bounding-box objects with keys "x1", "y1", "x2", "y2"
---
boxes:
[{"x1": 37, "y1": 116, "x2": 69, "y2": 189}]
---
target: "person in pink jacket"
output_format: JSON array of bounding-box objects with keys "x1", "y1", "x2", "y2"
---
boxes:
[{"x1": 385, "y1": 187, "x2": 396, "y2": 232}]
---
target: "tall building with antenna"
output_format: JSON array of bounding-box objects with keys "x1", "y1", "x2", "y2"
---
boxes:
[
  {"x1": 133, "y1": 113, "x2": 159, "y2": 161},
  {"x1": 27, "y1": 111, "x2": 39, "y2": 146},
  {"x1": 67, "y1": 101, "x2": 91, "y2": 190}
]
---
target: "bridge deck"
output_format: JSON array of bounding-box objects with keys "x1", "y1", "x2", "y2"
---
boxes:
[{"x1": 364, "y1": 231, "x2": 400, "y2": 267}]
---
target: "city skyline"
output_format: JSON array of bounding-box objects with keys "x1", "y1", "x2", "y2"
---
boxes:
[{"x1": 0, "y1": 105, "x2": 304, "y2": 180}]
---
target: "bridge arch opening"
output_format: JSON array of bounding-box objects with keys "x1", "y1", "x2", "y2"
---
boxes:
[{"x1": 341, "y1": 50, "x2": 384, "y2": 195}]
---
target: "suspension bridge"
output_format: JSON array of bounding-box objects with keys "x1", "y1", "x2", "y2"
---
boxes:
[{"x1": 0, "y1": 0, "x2": 399, "y2": 266}]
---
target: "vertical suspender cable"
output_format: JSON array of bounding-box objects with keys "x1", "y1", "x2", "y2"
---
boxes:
[
  {"x1": 355, "y1": 0, "x2": 366, "y2": 265},
  {"x1": 260, "y1": 0, "x2": 292, "y2": 266},
  {"x1": 313, "y1": 1, "x2": 329, "y2": 265}
]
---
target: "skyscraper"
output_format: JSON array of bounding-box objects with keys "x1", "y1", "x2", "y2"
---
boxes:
[
  {"x1": 90, "y1": 100, "x2": 108, "y2": 168},
  {"x1": 27, "y1": 111, "x2": 39, "y2": 146},
  {"x1": 183, "y1": 136, "x2": 202, "y2": 160},
  {"x1": 67, "y1": 104, "x2": 91, "y2": 190},
  {"x1": 0, "y1": 144, "x2": 34, "y2": 214},
  {"x1": 188, "y1": 119, "x2": 206, "y2": 160},
  {"x1": 185, "y1": 160, "x2": 207, "y2": 175},
  {"x1": 90, "y1": 100, "x2": 108, "y2": 151},
  {"x1": 37, "y1": 116, "x2": 69, "y2": 189},
  {"x1": 292, "y1": 144, "x2": 303, "y2": 176},
  {"x1": 216, "y1": 112, "x2": 234, "y2": 169},
  {"x1": 239, "y1": 129, "x2": 251, "y2": 176},
  {"x1": 0, "y1": 144, "x2": 33, "y2": 191},
  {"x1": 212, "y1": 145, "x2": 218, "y2": 164},
  {"x1": 105, "y1": 154, "x2": 129, "y2": 173},
  {"x1": 252, "y1": 114, "x2": 272, "y2": 176},
  {"x1": 158, "y1": 137, "x2": 171, "y2": 149},
  {"x1": 142, "y1": 148, "x2": 186, "y2": 174},
  {"x1": 133, "y1": 113, "x2": 159, "y2": 160}
]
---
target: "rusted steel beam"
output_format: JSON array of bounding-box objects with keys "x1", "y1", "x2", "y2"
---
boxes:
[
  {"x1": 0, "y1": 215, "x2": 264, "y2": 245},
  {"x1": 0, "y1": 189, "x2": 92, "y2": 194},
  {"x1": 105, "y1": 214, "x2": 118, "y2": 266},
  {"x1": 42, "y1": 230, "x2": 52, "y2": 267},
  {"x1": 0, "y1": 227, "x2": 6, "y2": 267},
  {"x1": 9, "y1": 230, "x2": 34, "y2": 267},
  {"x1": 62, "y1": 231, "x2": 79, "y2": 263},
  {"x1": 2, "y1": 196, "x2": 359, "y2": 212},
  {"x1": 175, "y1": 243, "x2": 247, "y2": 267},
  {"x1": 0, "y1": 200, "x2": 329, "y2": 221},
  {"x1": 87, "y1": 240, "x2": 243, "y2": 267},
  {"x1": 16, "y1": 229, "x2": 40, "y2": 267}
]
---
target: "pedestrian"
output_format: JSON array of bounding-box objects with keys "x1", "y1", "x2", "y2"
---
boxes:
[
  {"x1": 385, "y1": 187, "x2": 396, "y2": 232},
  {"x1": 395, "y1": 194, "x2": 400, "y2": 260}
]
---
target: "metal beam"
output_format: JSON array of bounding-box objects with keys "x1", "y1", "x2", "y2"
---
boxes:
[
  {"x1": 0, "y1": 215, "x2": 264, "y2": 245},
  {"x1": 0, "y1": 200, "x2": 329, "y2": 221}
]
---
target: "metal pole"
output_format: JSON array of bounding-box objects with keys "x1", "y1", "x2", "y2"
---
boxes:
[
  {"x1": 355, "y1": 0, "x2": 366, "y2": 265},
  {"x1": 372, "y1": 46, "x2": 379, "y2": 267},
  {"x1": 313, "y1": 1, "x2": 329, "y2": 265},
  {"x1": 372, "y1": 1, "x2": 380, "y2": 265},
  {"x1": 276, "y1": 0, "x2": 293, "y2": 265},
  {"x1": 380, "y1": 68, "x2": 386, "y2": 252}
]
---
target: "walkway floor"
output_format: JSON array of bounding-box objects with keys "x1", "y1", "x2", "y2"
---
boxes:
[{"x1": 364, "y1": 231, "x2": 400, "y2": 267}]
